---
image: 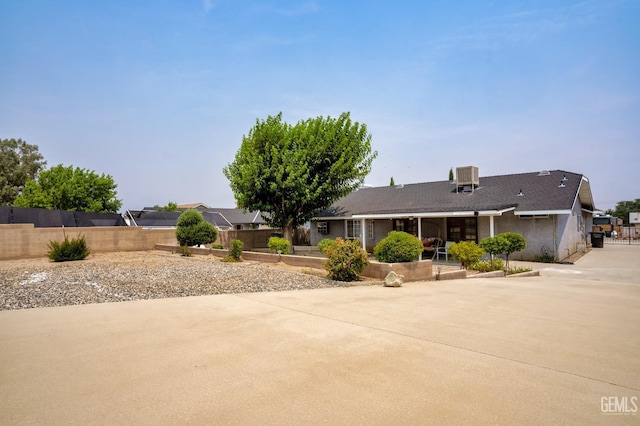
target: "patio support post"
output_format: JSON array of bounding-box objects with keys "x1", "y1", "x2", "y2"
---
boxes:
[
  {"x1": 490, "y1": 215, "x2": 495, "y2": 237},
  {"x1": 417, "y1": 218, "x2": 422, "y2": 260},
  {"x1": 361, "y1": 218, "x2": 366, "y2": 251}
]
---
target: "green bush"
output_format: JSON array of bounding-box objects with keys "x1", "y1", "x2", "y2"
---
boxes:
[
  {"x1": 318, "y1": 238, "x2": 336, "y2": 255},
  {"x1": 507, "y1": 266, "x2": 532, "y2": 275},
  {"x1": 470, "y1": 258, "x2": 504, "y2": 272},
  {"x1": 179, "y1": 245, "x2": 193, "y2": 257},
  {"x1": 47, "y1": 234, "x2": 90, "y2": 262},
  {"x1": 448, "y1": 241, "x2": 484, "y2": 269},
  {"x1": 224, "y1": 239, "x2": 243, "y2": 262},
  {"x1": 175, "y1": 209, "x2": 218, "y2": 249},
  {"x1": 268, "y1": 236, "x2": 290, "y2": 254},
  {"x1": 211, "y1": 244, "x2": 224, "y2": 250},
  {"x1": 373, "y1": 231, "x2": 423, "y2": 263},
  {"x1": 323, "y1": 238, "x2": 370, "y2": 282}
]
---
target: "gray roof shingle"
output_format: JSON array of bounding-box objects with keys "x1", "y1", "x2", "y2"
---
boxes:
[{"x1": 318, "y1": 170, "x2": 594, "y2": 218}]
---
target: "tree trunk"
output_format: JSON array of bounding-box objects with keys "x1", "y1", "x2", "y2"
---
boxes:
[{"x1": 283, "y1": 222, "x2": 295, "y2": 253}]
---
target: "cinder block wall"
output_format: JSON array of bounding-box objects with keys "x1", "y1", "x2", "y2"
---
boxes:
[{"x1": 0, "y1": 224, "x2": 178, "y2": 260}]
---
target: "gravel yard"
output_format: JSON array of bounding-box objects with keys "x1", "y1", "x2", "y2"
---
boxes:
[{"x1": 0, "y1": 251, "x2": 361, "y2": 310}]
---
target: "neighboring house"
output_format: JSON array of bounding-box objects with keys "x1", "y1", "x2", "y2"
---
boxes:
[
  {"x1": 311, "y1": 167, "x2": 597, "y2": 261},
  {"x1": 177, "y1": 203, "x2": 211, "y2": 210},
  {"x1": 124, "y1": 206, "x2": 270, "y2": 230},
  {"x1": 199, "y1": 208, "x2": 269, "y2": 230},
  {"x1": 124, "y1": 209, "x2": 233, "y2": 229},
  {"x1": 0, "y1": 206, "x2": 125, "y2": 227}
]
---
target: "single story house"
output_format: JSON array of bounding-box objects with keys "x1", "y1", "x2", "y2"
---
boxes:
[{"x1": 311, "y1": 167, "x2": 597, "y2": 261}]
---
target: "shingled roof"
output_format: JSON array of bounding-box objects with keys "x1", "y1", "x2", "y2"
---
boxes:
[
  {"x1": 201, "y1": 208, "x2": 266, "y2": 226},
  {"x1": 317, "y1": 170, "x2": 595, "y2": 218}
]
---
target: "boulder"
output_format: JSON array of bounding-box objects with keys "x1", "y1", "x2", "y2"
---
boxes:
[{"x1": 383, "y1": 271, "x2": 404, "y2": 287}]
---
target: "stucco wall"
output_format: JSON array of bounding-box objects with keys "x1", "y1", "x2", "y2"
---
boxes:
[
  {"x1": 310, "y1": 219, "x2": 394, "y2": 252},
  {"x1": 0, "y1": 224, "x2": 178, "y2": 260},
  {"x1": 492, "y1": 211, "x2": 557, "y2": 260}
]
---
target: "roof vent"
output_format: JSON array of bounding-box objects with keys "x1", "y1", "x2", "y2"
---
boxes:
[
  {"x1": 538, "y1": 170, "x2": 550, "y2": 176},
  {"x1": 396, "y1": 184, "x2": 404, "y2": 188}
]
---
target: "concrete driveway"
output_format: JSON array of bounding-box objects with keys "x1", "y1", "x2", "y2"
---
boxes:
[{"x1": 1, "y1": 245, "x2": 639, "y2": 425}]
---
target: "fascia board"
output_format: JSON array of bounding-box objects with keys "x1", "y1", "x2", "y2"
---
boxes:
[{"x1": 516, "y1": 210, "x2": 571, "y2": 216}]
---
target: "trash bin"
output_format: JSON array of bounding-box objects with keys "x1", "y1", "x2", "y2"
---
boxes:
[{"x1": 590, "y1": 231, "x2": 604, "y2": 248}]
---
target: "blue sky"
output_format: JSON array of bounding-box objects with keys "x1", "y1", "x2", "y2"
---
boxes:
[{"x1": 1, "y1": 0, "x2": 638, "y2": 212}]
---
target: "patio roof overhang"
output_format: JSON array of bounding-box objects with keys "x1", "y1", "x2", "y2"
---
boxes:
[
  {"x1": 343, "y1": 206, "x2": 517, "y2": 220},
  {"x1": 514, "y1": 209, "x2": 572, "y2": 216}
]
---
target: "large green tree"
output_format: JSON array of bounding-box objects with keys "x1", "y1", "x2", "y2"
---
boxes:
[
  {"x1": 606, "y1": 199, "x2": 640, "y2": 224},
  {"x1": 223, "y1": 112, "x2": 377, "y2": 246},
  {"x1": 0, "y1": 138, "x2": 47, "y2": 205},
  {"x1": 14, "y1": 164, "x2": 122, "y2": 213}
]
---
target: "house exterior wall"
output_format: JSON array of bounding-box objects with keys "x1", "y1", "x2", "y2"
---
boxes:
[
  {"x1": 310, "y1": 219, "x2": 395, "y2": 252},
  {"x1": 555, "y1": 203, "x2": 589, "y2": 260},
  {"x1": 492, "y1": 211, "x2": 557, "y2": 261},
  {"x1": 312, "y1": 207, "x2": 591, "y2": 261}
]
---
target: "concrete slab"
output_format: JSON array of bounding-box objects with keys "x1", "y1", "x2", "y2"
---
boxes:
[{"x1": 1, "y1": 244, "x2": 639, "y2": 425}]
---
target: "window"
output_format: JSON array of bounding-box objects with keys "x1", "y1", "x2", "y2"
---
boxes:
[
  {"x1": 347, "y1": 220, "x2": 361, "y2": 239},
  {"x1": 368, "y1": 221, "x2": 375, "y2": 240},
  {"x1": 317, "y1": 221, "x2": 329, "y2": 235},
  {"x1": 446, "y1": 217, "x2": 478, "y2": 242}
]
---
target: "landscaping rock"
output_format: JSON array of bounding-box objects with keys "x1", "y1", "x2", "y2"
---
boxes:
[{"x1": 383, "y1": 271, "x2": 404, "y2": 287}]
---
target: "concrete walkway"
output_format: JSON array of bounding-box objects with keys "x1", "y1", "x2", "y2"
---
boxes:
[{"x1": 1, "y1": 245, "x2": 639, "y2": 425}]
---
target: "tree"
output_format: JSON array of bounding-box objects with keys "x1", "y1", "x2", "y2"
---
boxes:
[
  {"x1": 389, "y1": 176, "x2": 395, "y2": 186},
  {"x1": 223, "y1": 112, "x2": 377, "y2": 247},
  {"x1": 175, "y1": 209, "x2": 218, "y2": 248},
  {"x1": 155, "y1": 201, "x2": 179, "y2": 212},
  {"x1": 479, "y1": 232, "x2": 527, "y2": 270},
  {"x1": 448, "y1": 167, "x2": 454, "y2": 181},
  {"x1": 500, "y1": 232, "x2": 527, "y2": 269},
  {"x1": 606, "y1": 199, "x2": 640, "y2": 225},
  {"x1": 479, "y1": 234, "x2": 509, "y2": 269},
  {"x1": 14, "y1": 164, "x2": 122, "y2": 213},
  {"x1": 0, "y1": 138, "x2": 47, "y2": 205}
]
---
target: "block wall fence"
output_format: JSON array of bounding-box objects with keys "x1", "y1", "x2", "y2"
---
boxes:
[
  {"x1": 0, "y1": 224, "x2": 179, "y2": 260},
  {"x1": 0, "y1": 225, "x2": 283, "y2": 260}
]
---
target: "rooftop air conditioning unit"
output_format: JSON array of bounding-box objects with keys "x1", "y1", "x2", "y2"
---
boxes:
[{"x1": 456, "y1": 166, "x2": 479, "y2": 191}]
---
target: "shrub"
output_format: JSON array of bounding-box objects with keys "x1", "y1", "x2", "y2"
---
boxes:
[
  {"x1": 211, "y1": 244, "x2": 224, "y2": 250},
  {"x1": 318, "y1": 238, "x2": 336, "y2": 255},
  {"x1": 47, "y1": 234, "x2": 90, "y2": 262},
  {"x1": 373, "y1": 231, "x2": 423, "y2": 263},
  {"x1": 175, "y1": 209, "x2": 218, "y2": 249},
  {"x1": 470, "y1": 258, "x2": 504, "y2": 272},
  {"x1": 448, "y1": 241, "x2": 484, "y2": 269},
  {"x1": 268, "y1": 236, "x2": 290, "y2": 254},
  {"x1": 323, "y1": 238, "x2": 369, "y2": 282},
  {"x1": 224, "y1": 239, "x2": 243, "y2": 262},
  {"x1": 179, "y1": 245, "x2": 193, "y2": 257},
  {"x1": 507, "y1": 266, "x2": 532, "y2": 275}
]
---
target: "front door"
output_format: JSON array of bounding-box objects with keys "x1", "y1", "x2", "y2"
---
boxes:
[{"x1": 446, "y1": 217, "x2": 477, "y2": 242}]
